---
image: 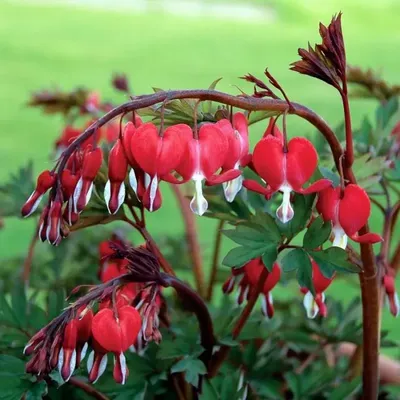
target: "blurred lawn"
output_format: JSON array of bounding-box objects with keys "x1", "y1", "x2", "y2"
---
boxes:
[{"x1": 0, "y1": 1, "x2": 399, "y2": 348}]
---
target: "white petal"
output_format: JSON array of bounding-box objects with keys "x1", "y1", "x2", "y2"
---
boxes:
[
  {"x1": 67, "y1": 196, "x2": 74, "y2": 225},
  {"x1": 237, "y1": 369, "x2": 245, "y2": 391},
  {"x1": 104, "y1": 180, "x2": 111, "y2": 212},
  {"x1": 117, "y1": 183, "x2": 126, "y2": 212},
  {"x1": 85, "y1": 182, "x2": 94, "y2": 207},
  {"x1": 58, "y1": 348, "x2": 64, "y2": 380},
  {"x1": 129, "y1": 344, "x2": 136, "y2": 353},
  {"x1": 73, "y1": 177, "x2": 83, "y2": 212},
  {"x1": 148, "y1": 175, "x2": 158, "y2": 212},
  {"x1": 332, "y1": 225, "x2": 348, "y2": 249},
  {"x1": 144, "y1": 173, "x2": 151, "y2": 189},
  {"x1": 129, "y1": 169, "x2": 138, "y2": 194},
  {"x1": 24, "y1": 192, "x2": 44, "y2": 217},
  {"x1": 276, "y1": 187, "x2": 294, "y2": 223},
  {"x1": 222, "y1": 174, "x2": 243, "y2": 203},
  {"x1": 115, "y1": 353, "x2": 127, "y2": 385},
  {"x1": 303, "y1": 291, "x2": 319, "y2": 319},
  {"x1": 80, "y1": 342, "x2": 88, "y2": 362},
  {"x1": 190, "y1": 176, "x2": 208, "y2": 216},
  {"x1": 65, "y1": 349, "x2": 76, "y2": 382},
  {"x1": 86, "y1": 350, "x2": 94, "y2": 374}
]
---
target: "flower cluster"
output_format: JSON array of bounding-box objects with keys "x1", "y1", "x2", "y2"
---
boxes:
[
  {"x1": 24, "y1": 239, "x2": 165, "y2": 385},
  {"x1": 223, "y1": 257, "x2": 334, "y2": 319}
]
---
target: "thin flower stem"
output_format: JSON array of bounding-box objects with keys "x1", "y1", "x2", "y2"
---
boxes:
[
  {"x1": 208, "y1": 267, "x2": 269, "y2": 377},
  {"x1": 170, "y1": 184, "x2": 205, "y2": 298},
  {"x1": 206, "y1": 220, "x2": 225, "y2": 302},
  {"x1": 341, "y1": 81, "x2": 354, "y2": 168},
  {"x1": 68, "y1": 377, "x2": 110, "y2": 400},
  {"x1": 22, "y1": 223, "x2": 39, "y2": 284},
  {"x1": 370, "y1": 197, "x2": 386, "y2": 214}
]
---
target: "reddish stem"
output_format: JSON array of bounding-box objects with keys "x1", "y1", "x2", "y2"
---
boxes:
[
  {"x1": 341, "y1": 81, "x2": 354, "y2": 168},
  {"x1": 22, "y1": 223, "x2": 39, "y2": 284},
  {"x1": 206, "y1": 220, "x2": 225, "y2": 301},
  {"x1": 170, "y1": 184, "x2": 205, "y2": 297},
  {"x1": 68, "y1": 377, "x2": 109, "y2": 400}
]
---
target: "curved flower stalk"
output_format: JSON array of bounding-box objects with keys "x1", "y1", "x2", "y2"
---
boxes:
[
  {"x1": 317, "y1": 184, "x2": 383, "y2": 249},
  {"x1": 300, "y1": 260, "x2": 335, "y2": 319},
  {"x1": 244, "y1": 135, "x2": 331, "y2": 223}
]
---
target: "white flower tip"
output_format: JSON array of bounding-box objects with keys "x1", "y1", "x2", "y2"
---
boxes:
[
  {"x1": 190, "y1": 178, "x2": 208, "y2": 216},
  {"x1": 276, "y1": 189, "x2": 294, "y2": 223},
  {"x1": 223, "y1": 175, "x2": 243, "y2": 203},
  {"x1": 303, "y1": 291, "x2": 318, "y2": 319}
]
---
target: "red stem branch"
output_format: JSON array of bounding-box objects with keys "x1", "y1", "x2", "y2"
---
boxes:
[
  {"x1": 22, "y1": 223, "x2": 39, "y2": 284},
  {"x1": 68, "y1": 377, "x2": 110, "y2": 400},
  {"x1": 170, "y1": 184, "x2": 205, "y2": 297},
  {"x1": 206, "y1": 220, "x2": 225, "y2": 301}
]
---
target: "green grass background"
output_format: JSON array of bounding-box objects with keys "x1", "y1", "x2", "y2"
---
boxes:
[{"x1": 0, "y1": 0, "x2": 399, "y2": 349}]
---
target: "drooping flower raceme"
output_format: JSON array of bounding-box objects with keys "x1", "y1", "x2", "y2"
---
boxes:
[
  {"x1": 244, "y1": 136, "x2": 331, "y2": 223},
  {"x1": 316, "y1": 184, "x2": 383, "y2": 249}
]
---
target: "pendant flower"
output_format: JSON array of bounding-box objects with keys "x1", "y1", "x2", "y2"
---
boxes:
[
  {"x1": 244, "y1": 136, "x2": 331, "y2": 223},
  {"x1": 73, "y1": 147, "x2": 103, "y2": 213},
  {"x1": 216, "y1": 112, "x2": 250, "y2": 202},
  {"x1": 175, "y1": 123, "x2": 240, "y2": 216},
  {"x1": 129, "y1": 122, "x2": 189, "y2": 212},
  {"x1": 21, "y1": 170, "x2": 56, "y2": 217},
  {"x1": 383, "y1": 273, "x2": 399, "y2": 317},
  {"x1": 89, "y1": 305, "x2": 142, "y2": 384},
  {"x1": 300, "y1": 260, "x2": 334, "y2": 319},
  {"x1": 104, "y1": 139, "x2": 128, "y2": 214},
  {"x1": 316, "y1": 184, "x2": 383, "y2": 249}
]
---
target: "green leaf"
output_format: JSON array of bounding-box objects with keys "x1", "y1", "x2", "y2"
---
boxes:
[
  {"x1": 319, "y1": 167, "x2": 340, "y2": 187},
  {"x1": 295, "y1": 251, "x2": 315, "y2": 295},
  {"x1": 47, "y1": 289, "x2": 66, "y2": 320},
  {"x1": 203, "y1": 77, "x2": 222, "y2": 114},
  {"x1": 171, "y1": 358, "x2": 206, "y2": 388},
  {"x1": 303, "y1": 216, "x2": 331, "y2": 249},
  {"x1": 222, "y1": 246, "x2": 265, "y2": 268},
  {"x1": 327, "y1": 378, "x2": 361, "y2": 400},
  {"x1": 253, "y1": 212, "x2": 281, "y2": 242},
  {"x1": 0, "y1": 288, "x2": 19, "y2": 326},
  {"x1": 247, "y1": 110, "x2": 281, "y2": 125},
  {"x1": 261, "y1": 245, "x2": 279, "y2": 272},
  {"x1": 309, "y1": 247, "x2": 359, "y2": 275},
  {"x1": 0, "y1": 161, "x2": 35, "y2": 218},
  {"x1": 281, "y1": 248, "x2": 307, "y2": 273},
  {"x1": 25, "y1": 381, "x2": 48, "y2": 400},
  {"x1": 199, "y1": 379, "x2": 219, "y2": 400},
  {"x1": 11, "y1": 281, "x2": 27, "y2": 328},
  {"x1": 376, "y1": 96, "x2": 398, "y2": 130},
  {"x1": 222, "y1": 225, "x2": 268, "y2": 249},
  {"x1": 277, "y1": 194, "x2": 315, "y2": 240}
]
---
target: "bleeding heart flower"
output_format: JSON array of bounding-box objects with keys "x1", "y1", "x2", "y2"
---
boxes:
[
  {"x1": 104, "y1": 139, "x2": 128, "y2": 214},
  {"x1": 58, "y1": 307, "x2": 93, "y2": 381},
  {"x1": 21, "y1": 170, "x2": 56, "y2": 217},
  {"x1": 175, "y1": 124, "x2": 240, "y2": 216},
  {"x1": 316, "y1": 184, "x2": 383, "y2": 249},
  {"x1": 46, "y1": 199, "x2": 63, "y2": 246},
  {"x1": 244, "y1": 260, "x2": 281, "y2": 318},
  {"x1": 244, "y1": 136, "x2": 331, "y2": 223},
  {"x1": 222, "y1": 266, "x2": 246, "y2": 294},
  {"x1": 130, "y1": 123, "x2": 189, "y2": 212},
  {"x1": 61, "y1": 169, "x2": 80, "y2": 225},
  {"x1": 216, "y1": 112, "x2": 250, "y2": 202},
  {"x1": 73, "y1": 147, "x2": 103, "y2": 213},
  {"x1": 91, "y1": 305, "x2": 141, "y2": 385},
  {"x1": 87, "y1": 339, "x2": 109, "y2": 384},
  {"x1": 383, "y1": 273, "x2": 399, "y2": 317},
  {"x1": 301, "y1": 260, "x2": 334, "y2": 319},
  {"x1": 262, "y1": 117, "x2": 283, "y2": 140}
]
